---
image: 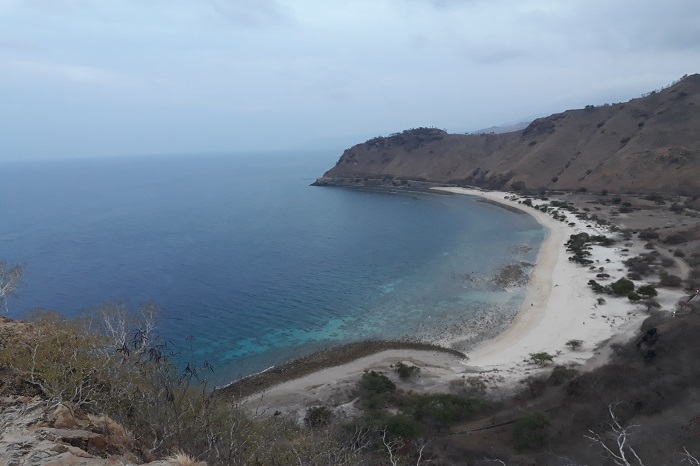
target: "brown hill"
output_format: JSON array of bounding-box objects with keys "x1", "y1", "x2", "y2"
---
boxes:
[{"x1": 315, "y1": 74, "x2": 700, "y2": 196}]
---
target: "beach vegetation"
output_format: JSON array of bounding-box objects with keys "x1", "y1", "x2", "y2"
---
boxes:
[
  {"x1": 610, "y1": 278, "x2": 635, "y2": 296},
  {"x1": 639, "y1": 229, "x2": 660, "y2": 240},
  {"x1": 360, "y1": 371, "x2": 396, "y2": 394},
  {"x1": 637, "y1": 284, "x2": 658, "y2": 298},
  {"x1": 661, "y1": 257, "x2": 675, "y2": 267},
  {"x1": 624, "y1": 253, "x2": 658, "y2": 276},
  {"x1": 628, "y1": 291, "x2": 642, "y2": 302},
  {"x1": 566, "y1": 339, "x2": 583, "y2": 350},
  {"x1": 588, "y1": 279, "x2": 607, "y2": 293},
  {"x1": 660, "y1": 272, "x2": 683, "y2": 287},
  {"x1": 529, "y1": 352, "x2": 554, "y2": 365},
  {"x1": 395, "y1": 361, "x2": 420, "y2": 379},
  {"x1": 566, "y1": 233, "x2": 615, "y2": 266}
]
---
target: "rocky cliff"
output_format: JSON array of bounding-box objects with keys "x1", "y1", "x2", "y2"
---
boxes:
[{"x1": 315, "y1": 74, "x2": 700, "y2": 196}]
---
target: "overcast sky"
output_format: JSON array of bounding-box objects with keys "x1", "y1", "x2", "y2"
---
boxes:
[{"x1": 1, "y1": 0, "x2": 699, "y2": 160}]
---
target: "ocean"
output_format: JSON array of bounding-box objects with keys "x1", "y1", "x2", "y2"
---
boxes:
[{"x1": 0, "y1": 151, "x2": 544, "y2": 386}]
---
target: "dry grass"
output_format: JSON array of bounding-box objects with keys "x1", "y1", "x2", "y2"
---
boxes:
[{"x1": 164, "y1": 452, "x2": 208, "y2": 466}]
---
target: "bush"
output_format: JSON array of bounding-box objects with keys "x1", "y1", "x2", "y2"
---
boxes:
[
  {"x1": 305, "y1": 406, "x2": 332, "y2": 427},
  {"x1": 384, "y1": 413, "x2": 425, "y2": 439},
  {"x1": 530, "y1": 352, "x2": 554, "y2": 365},
  {"x1": 513, "y1": 411, "x2": 550, "y2": 450},
  {"x1": 665, "y1": 233, "x2": 689, "y2": 245},
  {"x1": 404, "y1": 393, "x2": 488, "y2": 428},
  {"x1": 639, "y1": 229, "x2": 660, "y2": 240},
  {"x1": 637, "y1": 284, "x2": 658, "y2": 298},
  {"x1": 610, "y1": 278, "x2": 635, "y2": 296},
  {"x1": 0, "y1": 308, "x2": 344, "y2": 465},
  {"x1": 359, "y1": 371, "x2": 396, "y2": 395},
  {"x1": 661, "y1": 257, "x2": 675, "y2": 267},
  {"x1": 660, "y1": 272, "x2": 682, "y2": 287},
  {"x1": 394, "y1": 361, "x2": 419, "y2": 379},
  {"x1": 549, "y1": 365, "x2": 578, "y2": 386}
]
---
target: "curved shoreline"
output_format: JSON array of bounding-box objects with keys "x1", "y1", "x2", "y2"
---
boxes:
[
  {"x1": 235, "y1": 187, "x2": 682, "y2": 414},
  {"x1": 216, "y1": 340, "x2": 464, "y2": 400}
]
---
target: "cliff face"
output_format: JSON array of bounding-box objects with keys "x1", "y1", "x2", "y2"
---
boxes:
[{"x1": 316, "y1": 74, "x2": 700, "y2": 196}]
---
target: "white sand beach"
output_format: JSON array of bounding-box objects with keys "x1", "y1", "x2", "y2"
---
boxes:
[{"x1": 242, "y1": 187, "x2": 684, "y2": 417}]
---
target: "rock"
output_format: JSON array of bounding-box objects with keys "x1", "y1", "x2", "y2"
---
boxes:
[{"x1": 0, "y1": 396, "x2": 173, "y2": 466}]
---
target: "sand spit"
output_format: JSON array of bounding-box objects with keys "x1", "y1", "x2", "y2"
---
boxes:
[{"x1": 239, "y1": 187, "x2": 685, "y2": 417}]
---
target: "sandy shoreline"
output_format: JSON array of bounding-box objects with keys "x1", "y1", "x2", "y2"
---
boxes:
[{"x1": 240, "y1": 187, "x2": 683, "y2": 417}]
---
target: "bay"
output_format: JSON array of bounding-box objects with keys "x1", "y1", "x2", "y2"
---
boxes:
[{"x1": 0, "y1": 151, "x2": 544, "y2": 385}]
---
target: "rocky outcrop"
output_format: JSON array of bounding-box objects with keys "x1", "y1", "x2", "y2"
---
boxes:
[
  {"x1": 0, "y1": 397, "x2": 204, "y2": 466},
  {"x1": 316, "y1": 74, "x2": 700, "y2": 196}
]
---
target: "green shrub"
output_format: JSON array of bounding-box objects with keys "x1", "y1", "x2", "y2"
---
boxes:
[
  {"x1": 360, "y1": 371, "x2": 396, "y2": 394},
  {"x1": 394, "y1": 361, "x2": 420, "y2": 379},
  {"x1": 637, "y1": 284, "x2": 658, "y2": 298},
  {"x1": 660, "y1": 272, "x2": 682, "y2": 287},
  {"x1": 404, "y1": 393, "x2": 487, "y2": 427},
  {"x1": 549, "y1": 365, "x2": 578, "y2": 386},
  {"x1": 384, "y1": 413, "x2": 425, "y2": 439},
  {"x1": 639, "y1": 229, "x2": 659, "y2": 240},
  {"x1": 610, "y1": 278, "x2": 635, "y2": 296},
  {"x1": 305, "y1": 406, "x2": 332, "y2": 428},
  {"x1": 513, "y1": 411, "x2": 550, "y2": 450}
]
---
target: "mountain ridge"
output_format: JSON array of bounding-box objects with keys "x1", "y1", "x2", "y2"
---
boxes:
[{"x1": 315, "y1": 74, "x2": 700, "y2": 196}]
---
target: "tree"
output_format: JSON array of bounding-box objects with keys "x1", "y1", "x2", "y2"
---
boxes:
[
  {"x1": 566, "y1": 339, "x2": 583, "y2": 350},
  {"x1": 637, "y1": 284, "x2": 658, "y2": 298},
  {"x1": 529, "y1": 352, "x2": 554, "y2": 365},
  {"x1": 642, "y1": 299, "x2": 661, "y2": 312},
  {"x1": 585, "y1": 403, "x2": 645, "y2": 466},
  {"x1": 610, "y1": 278, "x2": 635, "y2": 296},
  {"x1": 0, "y1": 260, "x2": 23, "y2": 314}
]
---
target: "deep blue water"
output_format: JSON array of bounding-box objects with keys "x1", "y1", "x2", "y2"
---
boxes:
[{"x1": 0, "y1": 152, "x2": 544, "y2": 385}]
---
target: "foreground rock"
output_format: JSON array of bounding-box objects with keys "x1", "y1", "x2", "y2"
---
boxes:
[{"x1": 0, "y1": 397, "x2": 204, "y2": 466}]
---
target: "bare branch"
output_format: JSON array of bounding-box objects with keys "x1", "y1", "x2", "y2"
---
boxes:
[
  {"x1": 681, "y1": 447, "x2": 700, "y2": 466},
  {"x1": 0, "y1": 260, "x2": 23, "y2": 314},
  {"x1": 584, "y1": 403, "x2": 645, "y2": 466}
]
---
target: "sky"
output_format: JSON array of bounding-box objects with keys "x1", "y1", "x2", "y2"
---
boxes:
[{"x1": 1, "y1": 0, "x2": 699, "y2": 160}]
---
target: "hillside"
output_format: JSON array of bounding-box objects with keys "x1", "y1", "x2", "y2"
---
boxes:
[{"x1": 315, "y1": 74, "x2": 700, "y2": 196}]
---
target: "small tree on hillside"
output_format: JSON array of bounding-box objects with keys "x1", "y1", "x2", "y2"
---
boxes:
[
  {"x1": 0, "y1": 260, "x2": 23, "y2": 314},
  {"x1": 566, "y1": 339, "x2": 583, "y2": 350},
  {"x1": 530, "y1": 352, "x2": 554, "y2": 365}
]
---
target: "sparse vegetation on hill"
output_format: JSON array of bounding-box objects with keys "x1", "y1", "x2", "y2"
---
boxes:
[{"x1": 315, "y1": 74, "x2": 700, "y2": 196}]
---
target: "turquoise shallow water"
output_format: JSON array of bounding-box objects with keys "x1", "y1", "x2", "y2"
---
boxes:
[{"x1": 0, "y1": 152, "x2": 544, "y2": 385}]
